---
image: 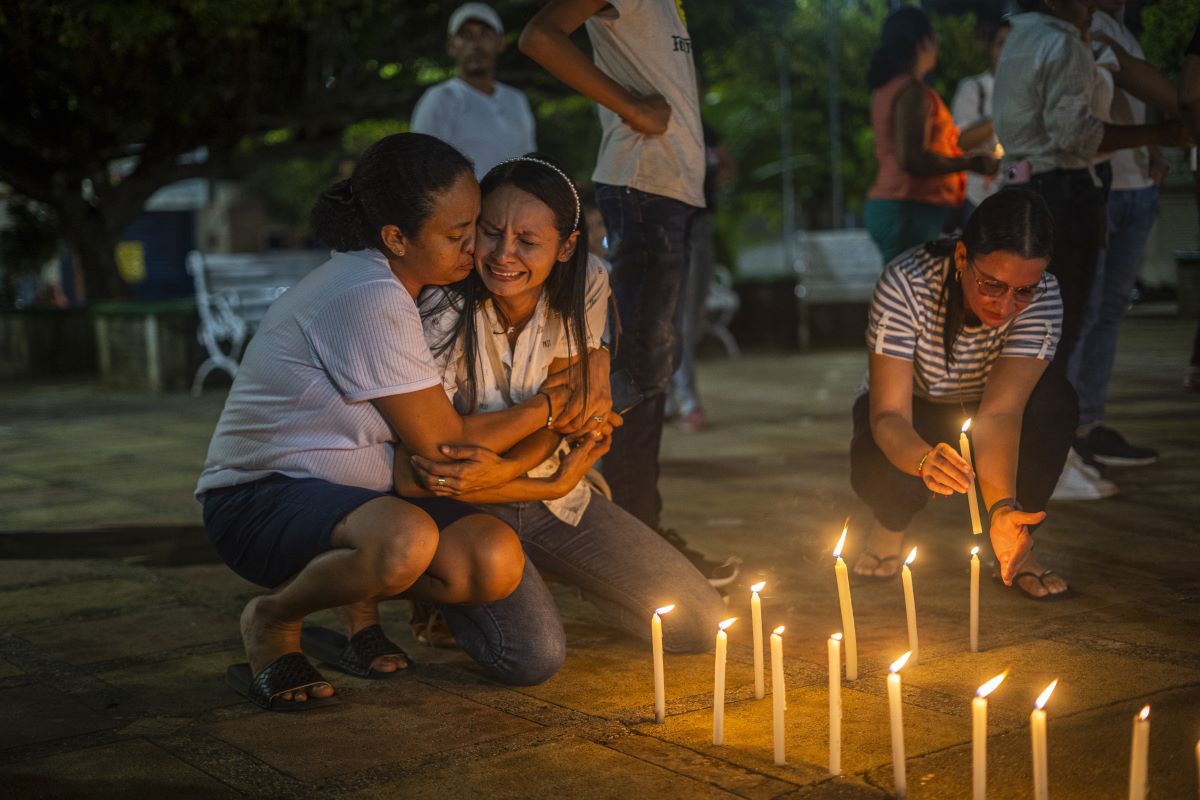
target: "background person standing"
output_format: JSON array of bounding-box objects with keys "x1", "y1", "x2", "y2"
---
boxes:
[{"x1": 950, "y1": 21, "x2": 1011, "y2": 223}]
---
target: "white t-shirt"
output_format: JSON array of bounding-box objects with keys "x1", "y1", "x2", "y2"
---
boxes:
[
  {"x1": 1091, "y1": 10, "x2": 1154, "y2": 190},
  {"x1": 196, "y1": 250, "x2": 441, "y2": 496},
  {"x1": 585, "y1": 0, "x2": 706, "y2": 208},
  {"x1": 411, "y1": 78, "x2": 537, "y2": 179},
  {"x1": 951, "y1": 72, "x2": 1001, "y2": 207}
]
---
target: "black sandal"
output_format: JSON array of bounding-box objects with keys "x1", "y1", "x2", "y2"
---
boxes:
[
  {"x1": 301, "y1": 623, "x2": 410, "y2": 679},
  {"x1": 1008, "y1": 569, "x2": 1076, "y2": 602},
  {"x1": 225, "y1": 652, "x2": 337, "y2": 712},
  {"x1": 851, "y1": 551, "x2": 901, "y2": 582}
]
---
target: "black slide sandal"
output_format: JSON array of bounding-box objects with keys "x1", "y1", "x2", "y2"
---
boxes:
[
  {"x1": 225, "y1": 652, "x2": 337, "y2": 712},
  {"x1": 302, "y1": 624, "x2": 410, "y2": 679}
]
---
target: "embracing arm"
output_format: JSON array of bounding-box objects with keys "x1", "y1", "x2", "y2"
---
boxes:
[{"x1": 895, "y1": 82, "x2": 994, "y2": 177}]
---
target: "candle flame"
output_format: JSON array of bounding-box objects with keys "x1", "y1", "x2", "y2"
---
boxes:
[
  {"x1": 971, "y1": 545, "x2": 980, "y2": 556},
  {"x1": 833, "y1": 527, "x2": 847, "y2": 559},
  {"x1": 718, "y1": 617, "x2": 737, "y2": 631},
  {"x1": 831, "y1": 632, "x2": 843, "y2": 641},
  {"x1": 1139, "y1": 705, "x2": 1150, "y2": 721},
  {"x1": 889, "y1": 651, "x2": 912, "y2": 673},
  {"x1": 905, "y1": 546, "x2": 917, "y2": 566},
  {"x1": 1034, "y1": 679, "x2": 1058, "y2": 710},
  {"x1": 750, "y1": 581, "x2": 766, "y2": 593},
  {"x1": 773, "y1": 625, "x2": 785, "y2": 635},
  {"x1": 962, "y1": 418, "x2": 973, "y2": 433},
  {"x1": 655, "y1": 604, "x2": 675, "y2": 615},
  {"x1": 977, "y1": 671, "x2": 1008, "y2": 698}
]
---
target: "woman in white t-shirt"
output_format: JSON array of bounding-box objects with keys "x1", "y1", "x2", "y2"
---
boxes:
[
  {"x1": 408, "y1": 156, "x2": 726, "y2": 661},
  {"x1": 850, "y1": 188, "x2": 1078, "y2": 601}
]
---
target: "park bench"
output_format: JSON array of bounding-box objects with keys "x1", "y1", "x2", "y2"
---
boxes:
[
  {"x1": 793, "y1": 229, "x2": 884, "y2": 303},
  {"x1": 705, "y1": 264, "x2": 741, "y2": 356},
  {"x1": 186, "y1": 249, "x2": 327, "y2": 395}
]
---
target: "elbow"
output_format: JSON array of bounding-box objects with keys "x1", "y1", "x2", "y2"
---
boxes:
[{"x1": 518, "y1": 23, "x2": 546, "y2": 60}]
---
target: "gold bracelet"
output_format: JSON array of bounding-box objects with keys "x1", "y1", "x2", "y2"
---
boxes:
[{"x1": 916, "y1": 448, "x2": 933, "y2": 476}]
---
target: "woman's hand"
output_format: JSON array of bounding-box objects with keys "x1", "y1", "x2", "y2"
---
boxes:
[
  {"x1": 918, "y1": 442, "x2": 974, "y2": 496},
  {"x1": 554, "y1": 352, "x2": 614, "y2": 435},
  {"x1": 968, "y1": 154, "x2": 1000, "y2": 176},
  {"x1": 535, "y1": 377, "x2": 574, "y2": 424},
  {"x1": 989, "y1": 506, "x2": 1045, "y2": 585},
  {"x1": 549, "y1": 434, "x2": 611, "y2": 495},
  {"x1": 410, "y1": 444, "x2": 524, "y2": 496}
]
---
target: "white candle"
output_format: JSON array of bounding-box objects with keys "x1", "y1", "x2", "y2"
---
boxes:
[
  {"x1": 973, "y1": 671, "x2": 1007, "y2": 800},
  {"x1": 833, "y1": 526, "x2": 858, "y2": 681},
  {"x1": 751, "y1": 581, "x2": 766, "y2": 700},
  {"x1": 901, "y1": 547, "x2": 919, "y2": 664},
  {"x1": 970, "y1": 546, "x2": 980, "y2": 653},
  {"x1": 651, "y1": 604, "x2": 674, "y2": 723},
  {"x1": 771, "y1": 625, "x2": 786, "y2": 765},
  {"x1": 888, "y1": 651, "x2": 911, "y2": 799},
  {"x1": 960, "y1": 419, "x2": 983, "y2": 535},
  {"x1": 1129, "y1": 705, "x2": 1150, "y2": 800},
  {"x1": 828, "y1": 632, "x2": 843, "y2": 776},
  {"x1": 1194, "y1": 738, "x2": 1199, "y2": 800},
  {"x1": 713, "y1": 617, "x2": 736, "y2": 746},
  {"x1": 1031, "y1": 679, "x2": 1057, "y2": 800}
]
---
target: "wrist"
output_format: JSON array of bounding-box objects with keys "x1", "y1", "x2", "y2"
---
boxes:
[{"x1": 988, "y1": 497, "x2": 1021, "y2": 517}]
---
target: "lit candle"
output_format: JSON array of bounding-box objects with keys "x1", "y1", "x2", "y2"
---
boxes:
[
  {"x1": 712, "y1": 617, "x2": 736, "y2": 746},
  {"x1": 970, "y1": 546, "x2": 980, "y2": 653},
  {"x1": 1194, "y1": 738, "x2": 1199, "y2": 800},
  {"x1": 751, "y1": 581, "x2": 766, "y2": 700},
  {"x1": 832, "y1": 526, "x2": 858, "y2": 681},
  {"x1": 1031, "y1": 679, "x2": 1057, "y2": 800},
  {"x1": 973, "y1": 671, "x2": 1008, "y2": 800},
  {"x1": 651, "y1": 604, "x2": 674, "y2": 723},
  {"x1": 901, "y1": 547, "x2": 919, "y2": 664},
  {"x1": 828, "y1": 632, "x2": 843, "y2": 775},
  {"x1": 887, "y1": 651, "x2": 912, "y2": 799},
  {"x1": 1129, "y1": 705, "x2": 1150, "y2": 800},
  {"x1": 771, "y1": 625, "x2": 786, "y2": 765},
  {"x1": 960, "y1": 419, "x2": 983, "y2": 535}
]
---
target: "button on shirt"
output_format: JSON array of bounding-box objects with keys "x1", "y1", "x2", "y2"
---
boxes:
[
  {"x1": 994, "y1": 13, "x2": 1107, "y2": 175},
  {"x1": 411, "y1": 78, "x2": 537, "y2": 179}
]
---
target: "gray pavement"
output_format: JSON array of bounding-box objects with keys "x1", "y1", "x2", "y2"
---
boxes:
[{"x1": 1, "y1": 316, "x2": 1198, "y2": 799}]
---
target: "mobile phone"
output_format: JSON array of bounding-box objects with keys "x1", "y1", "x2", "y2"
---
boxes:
[
  {"x1": 609, "y1": 368, "x2": 644, "y2": 416},
  {"x1": 1005, "y1": 160, "x2": 1032, "y2": 185}
]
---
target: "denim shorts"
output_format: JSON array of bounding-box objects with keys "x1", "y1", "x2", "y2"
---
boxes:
[{"x1": 201, "y1": 474, "x2": 479, "y2": 588}]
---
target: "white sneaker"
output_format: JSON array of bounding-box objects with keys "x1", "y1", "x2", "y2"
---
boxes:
[{"x1": 1051, "y1": 448, "x2": 1118, "y2": 500}]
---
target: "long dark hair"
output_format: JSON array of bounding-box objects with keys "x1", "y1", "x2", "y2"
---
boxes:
[
  {"x1": 311, "y1": 133, "x2": 474, "y2": 252},
  {"x1": 424, "y1": 153, "x2": 592, "y2": 413},
  {"x1": 867, "y1": 7, "x2": 934, "y2": 90},
  {"x1": 928, "y1": 187, "x2": 1055, "y2": 362}
]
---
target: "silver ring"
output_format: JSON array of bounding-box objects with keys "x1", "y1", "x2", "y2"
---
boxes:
[{"x1": 436, "y1": 477, "x2": 446, "y2": 487}]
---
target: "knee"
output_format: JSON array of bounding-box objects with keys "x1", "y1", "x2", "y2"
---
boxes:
[
  {"x1": 489, "y1": 631, "x2": 566, "y2": 687},
  {"x1": 468, "y1": 520, "x2": 525, "y2": 604},
  {"x1": 371, "y1": 514, "x2": 440, "y2": 596}
]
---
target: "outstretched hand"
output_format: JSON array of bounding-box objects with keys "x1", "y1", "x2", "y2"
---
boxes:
[{"x1": 989, "y1": 507, "x2": 1045, "y2": 585}]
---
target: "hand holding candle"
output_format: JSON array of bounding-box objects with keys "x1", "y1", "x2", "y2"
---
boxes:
[
  {"x1": 1129, "y1": 705, "x2": 1150, "y2": 800},
  {"x1": 887, "y1": 651, "x2": 912, "y2": 799},
  {"x1": 828, "y1": 633, "x2": 843, "y2": 775},
  {"x1": 1030, "y1": 679, "x2": 1057, "y2": 800},
  {"x1": 651, "y1": 604, "x2": 674, "y2": 723},
  {"x1": 751, "y1": 581, "x2": 766, "y2": 700},
  {"x1": 901, "y1": 547, "x2": 919, "y2": 664},
  {"x1": 771, "y1": 625, "x2": 786, "y2": 765},
  {"x1": 973, "y1": 671, "x2": 1007, "y2": 800},
  {"x1": 832, "y1": 526, "x2": 858, "y2": 681},
  {"x1": 959, "y1": 419, "x2": 983, "y2": 535},
  {"x1": 712, "y1": 617, "x2": 736, "y2": 746}
]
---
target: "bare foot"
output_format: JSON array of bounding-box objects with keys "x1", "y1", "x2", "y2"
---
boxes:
[
  {"x1": 851, "y1": 525, "x2": 904, "y2": 578},
  {"x1": 240, "y1": 596, "x2": 334, "y2": 702},
  {"x1": 334, "y1": 600, "x2": 408, "y2": 673},
  {"x1": 1010, "y1": 554, "x2": 1071, "y2": 598}
]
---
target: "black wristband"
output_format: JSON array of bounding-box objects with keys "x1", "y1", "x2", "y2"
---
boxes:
[
  {"x1": 988, "y1": 497, "x2": 1021, "y2": 516},
  {"x1": 538, "y1": 389, "x2": 554, "y2": 429}
]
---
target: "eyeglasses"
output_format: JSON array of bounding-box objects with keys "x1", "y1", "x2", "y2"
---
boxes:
[{"x1": 966, "y1": 261, "x2": 1045, "y2": 305}]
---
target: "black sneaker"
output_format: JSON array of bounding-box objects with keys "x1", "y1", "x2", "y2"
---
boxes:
[
  {"x1": 1076, "y1": 425, "x2": 1158, "y2": 467},
  {"x1": 657, "y1": 527, "x2": 741, "y2": 589}
]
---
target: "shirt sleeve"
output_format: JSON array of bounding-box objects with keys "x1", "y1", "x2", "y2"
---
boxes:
[
  {"x1": 1000, "y1": 275, "x2": 1062, "y2": 361},
  {"x1": 951, "y1": 76, "x2": 984, "y2": 129},
  {"x1": 866, "y1": 262, "x2": 924, "y2": 360},
  {"x1": 411, "y1": 86, "x2": 451, "y2": 141},
  {"x1": 1041, "y1": 35, "x2": 1107, "y2": 161},
  {"x1": 303, "y1": 280, "x2": 442, "y2": 402}
]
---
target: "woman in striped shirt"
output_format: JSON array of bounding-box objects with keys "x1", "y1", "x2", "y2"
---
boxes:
[{"x1": 850, "y1": 188, "x2": 1077, "y2": 600}]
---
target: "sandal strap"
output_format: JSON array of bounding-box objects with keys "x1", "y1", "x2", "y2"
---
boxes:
[
  {"x1": 342, "y1": 624, "x2": 407, "y2": 673},
  {"x1": 249, "y1": 652, "x2": 329, "y2": 708}
]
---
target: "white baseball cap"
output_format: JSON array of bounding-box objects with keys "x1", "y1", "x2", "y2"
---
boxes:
[{"x1": 448, "y1": 3, "x2": 503, "y2": 36}]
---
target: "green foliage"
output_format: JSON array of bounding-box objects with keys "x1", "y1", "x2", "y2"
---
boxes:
[{"x1": 1141, "y1": 0, "x2": 1200, "y2": 77}]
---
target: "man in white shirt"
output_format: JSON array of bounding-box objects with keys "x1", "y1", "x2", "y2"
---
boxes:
[{"x1": 411, "y1": 3, "x2": 537, "y2": 178}]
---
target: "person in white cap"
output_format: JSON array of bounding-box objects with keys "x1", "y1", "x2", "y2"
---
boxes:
[{"x1": 411, "y1": 3, "x2": 537, "y2": 179}]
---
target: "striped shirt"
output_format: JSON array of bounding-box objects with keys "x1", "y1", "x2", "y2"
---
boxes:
[
  {"x1": 863, "y1": 244, "x2": 1062, "y2": 403},
  {"x1": 196, "y1": 249, "x2": 441, "y2": 496}
]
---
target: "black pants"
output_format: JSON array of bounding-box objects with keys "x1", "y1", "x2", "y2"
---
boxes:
[{"x1": 849, "y1": 370, "x2": 1078, "y2": 532}]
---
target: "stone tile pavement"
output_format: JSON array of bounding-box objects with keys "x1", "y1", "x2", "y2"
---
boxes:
[{"x1": 1, "y1": 316, "x2": 1198, "y2": 798}]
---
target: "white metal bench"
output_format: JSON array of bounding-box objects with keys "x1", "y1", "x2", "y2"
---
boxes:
[
  {"x1": 186, "y1": 249, "x2": 327, "y2": 395},
  {"x1": 793, "y1": 229, "x2": 884, "y2": 303},
  {"x1": 704, "y1": 264, "x2": 741, "y2": 356}
]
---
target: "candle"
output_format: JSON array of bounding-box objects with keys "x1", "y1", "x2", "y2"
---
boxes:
[
  {"x1": 651, "y1": 604, "x2": 674, "y2": 723},
  {"x1": 1031, "y1": 679, "x2": 1057, "y2": 800},
  {"x1": 1194, "y1": 738, "x2": 1199, "y2": 800},
  {"x1": 970, "y1": 546, "x2": 980, "y2": 653},
  {"x1": 973, "y1": 671, "x2": 1008, "y2": 800},
  {"x1": 901, "y1": 547, "x2": 919, "y2": 664},
  {"x1": 751, "y1": 581, "x2": 766, "y2": 700},
  {"x1": 771, "y1": 625, "x2": 786, "y2": 765},
  {"x1": 888, "y1": 651, "x2": 912, "y2": 799},
  {"x1": 828, "y1": 632, "x2": 843, "y2": 775},
  {"x1": 1129, "y1": 705, "x2": 1150, "y2": 800},
  {"x1": 960, "y1": 419, "x2": 983, "y2": 535},
  {"x1": 712, "y1": 617, "x2": 736, "y2": 746},
  {"x1": 833, "y1": 526, "x2": 858, "y2": 681}
]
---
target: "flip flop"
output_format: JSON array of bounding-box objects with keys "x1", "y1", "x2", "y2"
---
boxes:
[
  {"x1": 1000, "y1": 569, "x2": 1077, "y2": 602},
  {"x1": 850, "y1": 551, "x2": 900, "y2": 583},
  {"x1": 225, "y1": 652, "x2": 337, "y2": 712},
  {"x1": 301, "y1": 623, "x2": 410, "y2": 679},
  {"x1": 410, "y1": 603, "x2": 459, "y2": 649}
]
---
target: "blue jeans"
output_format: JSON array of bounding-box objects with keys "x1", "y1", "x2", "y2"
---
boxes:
[
  {"x1": 1069, "y1": 185, "x2": 1158, "y2": 427},
  {"x1": 438, "y1": 495, "x2": 726, "y2": 686},
  {"x1": 595, "y1": 184, "x2": 699, "y2": 529}
]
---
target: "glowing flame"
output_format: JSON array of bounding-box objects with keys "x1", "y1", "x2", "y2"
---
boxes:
[
  {"x1": 977, "y1": 671, "x2": 1008, "y2": 698},
  {"x1": 833, "y1": 527, "x2": 848, "y2": 559},
  {"x1": 962, "y1": 418, "x2": 973, "y2": 433},
  {"x1": 655, "y1": 604, "x2": 675, "y2": 616},
  {"x1": 1139, "y1": 705, "x2": 1150, "y2": 721},
  {"x1": 773, "y1": 625, "x2": 785, "y2": 635},
  {"x1": 1034, "y1": 680, "x2": 1058, "y2": 710},
  {"x1": 905, "y1": 547, "x2": 918, "y2": 566},
  {"x1": 889, "y1": 651, "x2": 912, "y2": 673},
  {"x1": 750, "y1": 581, "x2": 766, "y2": 593},
  {"x1": 718, "y1": 617, "x2": 737, "y2": 632},
  {"x1": 971, "y1": 545, "x2": 980, "y2": 556},
  {"x1": 831, "y1": 632, "x2": 843, "y2": 641}
]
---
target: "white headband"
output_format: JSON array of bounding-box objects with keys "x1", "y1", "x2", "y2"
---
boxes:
[{"x1": 494, "y1": 156, "x2": 580, "y2": 231}]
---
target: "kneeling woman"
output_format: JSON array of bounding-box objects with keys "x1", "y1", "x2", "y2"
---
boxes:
[
  {"x1": 850, "y1": 188, "x2": 1076, "y2": 600},
  {"x1": 408, "y1": 156, "x2": 727, "y2": 679},
  {"x1": 197, "y1": 134, "x2": 577, "y2": 711}
]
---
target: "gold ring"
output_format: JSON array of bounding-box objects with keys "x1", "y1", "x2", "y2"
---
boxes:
[
  {"x1": 437, "y1": 477, "x2": 446, "y2": 487},
  {"x1": 592, "y1": 415, "x2": 605, "y2": 422}
]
